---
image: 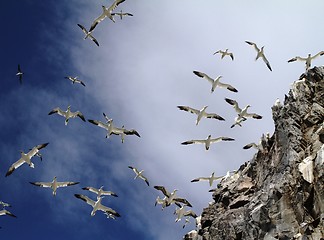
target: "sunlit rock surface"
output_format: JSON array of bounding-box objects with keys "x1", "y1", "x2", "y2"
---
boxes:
[{"x1": 185, "y1": 67, "x2": 324, "y2": 240}]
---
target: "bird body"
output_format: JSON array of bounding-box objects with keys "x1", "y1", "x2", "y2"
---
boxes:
[
  {"x1": 174, "y1": 205, "x2": 197, "y2": 222},
  {"x1": 288, "y1": 51, "x2": 324, "y2": 70},
  {"x1": 48, "y1": 106, "x2": 86, "y2": 125},
  {"x1": 77, "y1": 24, "x2": 99, "y2": 47},
  {"x1": 177, "y1": 105, "x2": 225, "y2": 125}
]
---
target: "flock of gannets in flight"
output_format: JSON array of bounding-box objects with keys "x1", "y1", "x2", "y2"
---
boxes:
[{"x1": 8, "y1": 0, "x2": 324, "y2": 234}]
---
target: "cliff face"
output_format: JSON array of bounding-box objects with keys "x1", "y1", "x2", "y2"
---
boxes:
[{"x1": 186, "y1": 67, "x2": 324, "y2": 240}]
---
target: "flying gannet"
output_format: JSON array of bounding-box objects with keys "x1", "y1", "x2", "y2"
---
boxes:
[
  {"x1": 230, "y1": 116, "x2": 247, "y2": 128},
  {"x1": 177, "y1": 105, "x2": 225, "y2": 125},
  {"x1": 181, "y1": 135, "x2": 235, "y2": 150},
  {"x1": 0, "y1": 209, "x2": 17, "y2": 218},
  {"x1": 77, "y1": 24, "x2": 99, "y2": 47},
  {"x1": 154, "y1": 186, "x2": 192, "y2": 207},
  {"x1": 191, "y1": 172, "x2": 225, "y2": 187},
  {"x1": 213, "y1": 49, "x2": 234, "y2": 60},
  {"x1": 65, "y1": 75, "x2": 86, "y2": 86},
  {"x1": 174, "y1": 205, "x2": 197, "y2": 223},
  {"x1": 0, "y1": 201, "x2": 11, "y2": 208},
  {"x1": 287, "y1": 51, "x2": 324, "y2": 70},
  {"x1": 30, "y1": 176, "x2": 79, "y2": 196},
  {"x1": 74, "y1": 194, "x2": 120, "y2": 217},
  {"x1": 48, "y1": 105, "x2": 86, "y2": 125},
  {"x1": 155, "y1": 196, "x2": 169, "y2": 210},
  {"x1": 111, "y1": 10, "x2": 133, "y2": 20},
  {"x1": 245, "y1": 41, "x2": 272, "y2": 71},
  {"x1": 16, "y1": 64, "x2": 23, "y2": 84},
  {"x1": 82, "y1": 186, "x2": 118, "y2": 198},
  {"x1": 5, "y1": 143, "x2": 49, "y2": 177},
  {"x1": 225, "y1": 98, "x2": 262, "y2": 123},
  {"x1": 193, "y1": 71, "x2": 238, "y2": 93},
  {"x1": 89, "y1": 0, "x2": 126, "y2": 31},
  {"x1": 128, "y1": 166, "x2": 149, "y2": 186},
  {"x1": 88, "y1": 113, "x2": 140, "y2": 142}
]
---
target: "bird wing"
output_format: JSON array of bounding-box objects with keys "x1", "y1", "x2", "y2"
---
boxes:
[
  {"x1": 123, "y1": 129, "x2": 140, "y2": 137},
  {"x1": 181, "y1": 139, "x2": 205, "y2": 145},
  {"x1": 245, "y1": 41, "x2": 260, "y2": 52},
  {"x1": 88, "y1": 119, "x2": 109, "y2": 130},
  {"x1": 90, "y1": 7, "x2": 107, "y2": 31},
  {"x1": 154, "y1": 186, "x2": 170, "y2": 197},
  {"x1": 229, "y1": 53, "x2": 234, "y2": 60},
  {"x1": 5, "y1": 158, "x2": 25, "y2": 177},
  {"x1": 27, "y1": 143, "x2": 49, "y2": 158},
  {"x1": 217, "y1": 82, "x2": 238, "y2": 92},
  {"x1": 224, "y1": 98, "x2": 242, "y2": 113},
  {"x1": 89, "y1": 35, "x2": 99, "y2": 47},
  {"x1": 74, "y1": 194, "x2": 95, "y2": 207},
  {"x1": 82, "y1": 187, "x2": 99, "y2": 195},
  {"x1": 261, "y1": 54, "x2": 272, "y2": 71},
  {"x1": 311, "y1": 51, "x2": 324, "y2": 59},
  {"x1": 77, "y1": 24, "x2": 88, "y2": 34},
  {"x1": 243, "y1": 143, "x2": 258, "y2": 149},
  {"x1": 174, "y1": 198, "x2": 192, "y2": 207},
  {"x1": 184, "y1": 210, "x2": 197, "y2": 218},
  {"x1": 18, "y1": 64, "x2": 21, "y2": 72},
  {"x1": 205, "y1": 113, "x2": 225, "y2": 121},
  {"x1": 191, "y1": 177, "x2": 210, "y2": 182},
  {"x1": 177, "y1": 106, "x2": 200, "y2": 115},
  {"x1": 76, "y1": 111, "x2": 86, "y2": 121},
  {"x1": 0, "y1": 210, "x2": 16, "y2": 218},
  {"x1": 213, "y1": 50, "x2": 221, "y2": 55},
  {"x1": 244, "y1": 112, "x2": 262, "y2": 119},
  {"x1": 193, "y1": 71, "x2": 214, "y2": 85},
  {"x1": 139, "y1": 175, "x2": 150, "y2": 186},
  {"x1": 57, "y1": 181, "x2": 79, "y2": 188},
  {"x1": 128, "y1": 166, "x2": 138, "y2": 174},
  {"x1": 29, "y1": 181, "x2": 52, "y2": 188},
  {"x1": 108, "y1": 0, "x2": 126, "y2": 12},
  {"x1": 210, "y1": 137, "x2": 235, "y2": 143},
  {"x1": 48, "y1": 107, "x2": 65, "y2": 116},
  {"x1": 98, "y1": 204, "x2": 121, "y2": 217}
]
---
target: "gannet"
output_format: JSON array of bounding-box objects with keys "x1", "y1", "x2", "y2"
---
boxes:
[
  {"x1": 89, "y1": 0, "x2": 126, "y2": 31},
  {"x1": 182, "y1": 217, "x2": 191, "y2": 228},
  {"x1": 128, "y1": 166, "x2": 149, "y2": 186},
  {"x1": 111, "y1": 10, "x2": 133, "y2": 20},
  {"x1": 225, "y1": 98, "x2": 262, "y2": 120},
  {"x1": 74, "y1": 194, "x2": 120, "y2": 217},
  {"x1": 48, "y1": 105, "x2": 86, "y2": 125},
  {"x1": 177, "y1": 105, "x2": 225, "y2": 125},
  {"x1": 155, "y1": 196, "x2": 169, "y2": 210},
  {"x1": 154, "y1": 186, "x2": 192, "y2": 207},
  {"x1": 213, "y1": 49, "x2": 234, "y2": 60},
  {"x1": 77, "y1": 24, "x2": 99, "y2": 47},
  {"x1": 88, "y1": 113, "x2": 140, "y2": 142},
  {"x1": 65, "y1": 75, "x2": 86, "y2": 86},
  {"x1": 0, "y1": 201, "x2": 11, "y2": 208},
  {"x1": 181, "y1": 135, "x2": 235, "y2": 150},
  {"x1": 0, "y1": 209, "x2": 16, "y2": 218},
  {"x1": 245, "y1": 41, "x2": 272, "y2": 71},
  {"x1": 16, "y1": 64, "x2": 23, "y2": 84},
  {"x1": 243, "y1": 142, "x2": 260, "y2": 150},
  {"x1": 193, "y1": 71, "x2": 238, "y2": 93},
  {"x1": 230, "y1": 116, "x2": 247, "y2": 128},
  {"x1": 288, "y1": 51, "x2": 324, "y2": 70},
  {"x1": 82, "y1": 186, "x2": 118, "y2": 198},
  {"x1": 191, "y1": 172, "x2": 225, "y2": 187},
  {"x1": 174, "y1": 205, "x2": 197, "y2": 222},
  {"x1": 30, "y1": 176, "x2": 79, "y2": 196},
  {"x1": 5, "y1": 143, "x2": 49, "y2": 177}
]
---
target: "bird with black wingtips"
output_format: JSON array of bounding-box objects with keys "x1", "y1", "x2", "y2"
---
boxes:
[
  {"x1": 5, "y1": 143, "x2": 49, "y2": 177},
  {"x1": 288, "y1": 51, "x2": 324, "y2": 70},
  {"x1": 191, "y1": 172, "x2": 225, "y2": 187},
  {"x1": 65, "y1": 75, "x2": 86, "y2": 86},
  {"x1": 213, "y1": 48, "x2": 234, "y2": 60},
  {"x1": 174, "y1": 205, "x2": 197, "y2": 223},
  {"x1": 16, "y1": 64, "x2": 23, "y2": 84},
  {"x1": 48, "y1": 105, "x2": 86, "y2": 125},
  {"x1": 74, "y1": 194, "x2": 120, "y2": 218},
  {"x1": 89, "y1": 0, "x2": 126, "y2": 31},
  {"x1": 245, "y1": 41, "x2": 272, "y2": 71},
  {"x1": 82, "y1": 186, "x2": 118, "y2": 198},
  {"x1": 77, "y1": 24, "x2": 99, "y2": 47},
  {"x1": 0, "y1": 209, "x2": 17, "y2": 218},
  {"x1": 181, "y1": 134, "x2": 235, "y2": 151},
  {"x1": 128, "y1": 166, "x2": 150, "y2": 186},
  {"x1": 30, "y1": 176, "x2": 79, "y2": 196},
  {"x1": 154, "y1": 186, "x2": 192, "y2": 207},
  {"x1": 177, "y1": 105, "x2": 225, "y2": 125},
  {"x1": 193, "y1": 70, "x2": 238, "y2": 93},
  {"x1": 111, "y1": 9, "x2": 133, "y2": 20}
]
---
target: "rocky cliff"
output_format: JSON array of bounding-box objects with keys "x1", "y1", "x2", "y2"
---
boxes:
[{"x1": 185, "y1": 67, "x2": 324, "y2": 240}]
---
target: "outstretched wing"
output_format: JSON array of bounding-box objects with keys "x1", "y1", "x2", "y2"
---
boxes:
[
  {"x1": 177, "y1": 106, "x2": 200, "y2": 115},
  {"x1": 74, "y1": 194, "x2": 95, "y2": 207}
]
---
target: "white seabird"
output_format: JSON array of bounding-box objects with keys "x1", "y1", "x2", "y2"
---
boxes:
[
  {"x1": 89, "y1": 0, "x2": 126, "y2": 31},
  {"x1": 191, "y1": 172, "x2": 225, "y2": 187},
  {"x1": 48, "y1": 105, "x2": 86, "y2": 125},
  {"x1": 193, "y1": 70, "x2": 238, "y2": 93},
  {"x1": 288, "y1": 51, "x2": 324, "y2": 70},
  {"x1": 88, "y1": 113, "x2": 140, "y2": 142},
  {"x1": 245, "y1": 41, "x2": 272, "y2": 71},
  {"x1": 64, "y1": 75, "x2": 86, "y2": 86},
  {"x1": 0, "y1": 201, "x2": 11, "y2": 208},
  {"x1": 128, "y1": 166, "x2": 149, "y2": 186},
  {"x1": 177, "y1": 105, "x2": 225, "y2": 125},
  {"x1": 5, "y1": 143, "x2": 49, "y2": 177},
  {"x1": 82, "y1": 186, "x2": 118, "y2": 198},
  {"x1": 213, "y1": 48, "x2": 234, "y2": 60},
  {"x1": 155, "y1": 196, "x2": 169, "y2": 210},
  {"x1": 225, "y1": 98, "x2": 262, "y2": 121},
  {"x1": 111, "y1": 10, "x2": 133, "y2": 20},
  {"x1": 16, "y1": 64, "x2": 23, "y2": 84},
  {"x1": 174, "y1": 205, "x2": 197, "y2": 223},
  {"x1": 77, "y1": 24, "x2": 99, "y2": 47},
  {"x1": 30, "y1": 176, "x2": 79, "y2": 196},
  {"x1": 74, "y1": 194, "x2": 120, "y2": 217},
  {"x1": 230, "y1": 116, "x2": 247, "y2": 128},
  {"x1": 0, "y1": 209, "x2": 16, "y2": 218},
  {"x1": 181, "y1": 134, "x2": 235, "y2": 151},
  {"x1": 154, "y1": 186, "x2": 192, "y2": 207}
]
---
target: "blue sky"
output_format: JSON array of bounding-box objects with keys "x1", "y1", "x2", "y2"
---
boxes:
[{"x1": 1, "y1": 1, "x2": 324, "y2": 239}]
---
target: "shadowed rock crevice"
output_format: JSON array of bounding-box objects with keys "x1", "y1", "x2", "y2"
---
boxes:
[{"x1": 184, "y1": 66, "x2": 324, "y2": 240}]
